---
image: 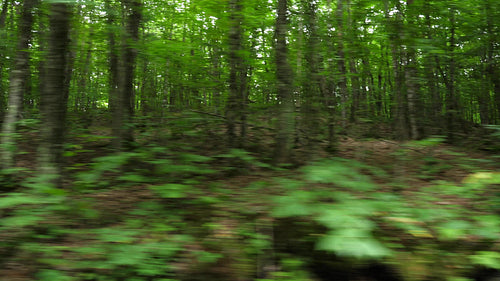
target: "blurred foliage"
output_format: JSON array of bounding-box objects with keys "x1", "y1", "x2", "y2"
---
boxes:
[{"x1": 1, "y1": 140, "x2": 500, "y2": 280}]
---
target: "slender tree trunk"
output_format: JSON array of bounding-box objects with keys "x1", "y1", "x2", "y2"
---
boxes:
[
  {"x1": 445, "y1": 7, "x2": 458, "y2": 141},
  {"x1": 38, "y1": 3, "x2": 71, "y2": 187},
  {"x1": 346, "y1": 1, "x2": 360, "y2": 122},
  {"x1": 385, "y1": 0, "x2": 409, "y2": 140},
  {"x1": 76, "y1": 32, "x2": 93, "y2": 127},
  {"x1": 273, "y1": 0, "x2": 294, "y2": 164},
  {"x1": 325, "y1": 0, "x2": 337, "y2": 151},
  {"x1": 1, "y1": 0, "x2": 37, "y2": 171},
  {"x1": 405, "y1": 0, "x2": 419, "y2": 139},
  {"x1": 112, "y1": 0, "x2": 141, "y2": 150},
  {"x1": 0, "y1": 0, "x2": 8, "y2": 28},
  {"x1": 349, "y1": 58, "x2": 360, "y2": 122},
  {"x1": 405, "y1": 51, "x2": 419, "y2": 139},
  {"x1": 106, "y1": 0, "x2": 119, "y2": 122},
  {"x1": 423, "y1": 0, "x2": 441, "y2": 131},
  {"x1": 336, "y1": 0, "x2": 348, "y2": 128},
  {"x1": 0, "y1": 0, "x2": 11, "y2": 118},
  {"x1": 210, "y1": 46, "x2": 222, "y2": 113},
  {"x1": 485, "y1": 0, "x2": 500, "y2": 123},
  {"x1": 301, "y1": 0, "x2": 320, "y2": 152},
  {"x1": 226, "y1": 0, "x2": 246, "y2": 148}
]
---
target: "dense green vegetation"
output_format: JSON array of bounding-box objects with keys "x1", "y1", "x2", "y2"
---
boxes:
[{"x1": 0, "y1": 0, "x2": 499, "y2": 280}]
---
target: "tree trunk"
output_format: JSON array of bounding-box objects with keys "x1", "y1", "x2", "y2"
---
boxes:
[
  {"x1": 336, "y1": 0, "x2": 348, "y2": 129},
  {"x1": 273, "y1": 0, "x2": 294, "y2": 164},
  {"x1": 485, "y1": 0, "x2": 500, "y2": 123},
  {"x1": 325, "y1": 0, "x2": 337, "y2": 151},
  {"x1": 106, "y1": 0, "x2": 119, "y2": 122},
  {"x1": 38, "y1": 3, "x2": 71, "y2": 187},
  {"x1": 349, "y1": 58, "x2": 360, "y2": 122},
  {"x1": 1, "y1": 0, "x2": 37, "y2": 171},
  {"x1": 226, "y1": 0, "x2": 246, "y2": 148},
  {"x1": 0, "y1": 0, "x2": 11, "y2": 118},
  {"x1": 112, "y1": 0, "x2": 141, "y2": 150},
  {"x1": 301, "y1": 0, "x2": 321, "y2": 153},
  {"x1": 385, "y1": 0, "x2": 409, "y2": 140},
  {"x1": 445, "y1": 7, "x2": 459, "y2": 141}
]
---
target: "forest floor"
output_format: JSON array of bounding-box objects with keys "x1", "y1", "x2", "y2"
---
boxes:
[{"x1": 1, "y1": 122, "x2": 500, "y2": 281}]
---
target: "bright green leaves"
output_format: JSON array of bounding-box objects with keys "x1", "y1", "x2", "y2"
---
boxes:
[
  {"x1": 302, "y1": 158, "x2": 378, "y2": 191},
  {"x1": 316, "y1": 233, "x2": 391, "y2": 258},
  {"x1": 272, "y1": 190, "x2": 316, "y2": 217},
  {"x1": 315, "y1": 208, "x2": 390, "y2": 258},
  {"x1": 436, "y1": 220, "x2": 473, "y2": 240},
  {"x1": 470, "y1": 251, "x2": 500, "y2": 270},
  {"x1": 150, "y1": 183, "x2": 188, "y2": 198},
  {"x1": 272, "y1": 158, "x2": 390, "y2": 259}
]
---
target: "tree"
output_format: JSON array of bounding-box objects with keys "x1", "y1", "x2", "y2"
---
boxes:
[
  {"x1": 112, "y1": 0, "x2": 142, "y2": 150},
  {"x1": 273, "y1": 0, "x2": 294, "y2": 164},
  {"x1": 226, "y1": 0, "x2": 247, "y2": 148},
  {"x1": 38, "y1": 3, "x2": 72, "y2": 186},
  {"x1": 1, "y1": 0, "x2": 38, "y2": 171}
]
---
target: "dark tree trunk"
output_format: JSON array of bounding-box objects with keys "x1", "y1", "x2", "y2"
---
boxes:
[
  {"x1": 112, "y1": 0, "x2": 141, "y2": 150},
  {"x1": 386, "y1": 0, "x2": 409, "y2": 140},
  {"x1": 1, "y1": 0, "x2": 38, "y2": 170},
  {"x1": 336, "y1": 0, "x2": 348, "y2": 128},
  {"x1": 226, "y1": 0, "x2": 246, "y2": 148},
  {"x1": 325, "y1": 0, "x2": 337, "y2": 151},
  {"x1": 485, "y1": 0, "x2": 500, "y2": 123},
  {"x1": 301, "y1": 0, "x2": 321, "y2": 152},
  {"x1": 38, "y1": 3, "x2": 71, "y2": 187},
  {"x1": 444, "y1": 8, "x2": 459, "y2": 141},
  {"x1": 273, "y1": 0, "x2": 294, "y2": 164},
  {"x1": 0, "y1": 0, "x2": 11, "y2": 118},
  {"x1": 106, "y1": 0, "x2": 119, "y2": 121},
  {"x1": 405, "y1": 0, "x2": 419, "y2": 139},
  {"x1": 349, "y1": 58, "x2": 360, "y2": 122}
]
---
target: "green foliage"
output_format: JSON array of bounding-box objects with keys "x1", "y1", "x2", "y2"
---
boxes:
[
  {"x1": 301, "y1": 158, "x2": 379, "y2": 191},
  {"x1": 470, "y1": 251, "x2": 500, "y2": 270},
  {"x1": 272, "y1": 159, "x2": 391, "y2": 259},
  {"x1": 257, "y1": 257, "x2": 316, "y2": 281},
  {"x1": 217, "y1": 148, "x2": 273, "y2": 170},
  {"x1": 150, "y1": 183, "x2": 189, "y2": 198}
]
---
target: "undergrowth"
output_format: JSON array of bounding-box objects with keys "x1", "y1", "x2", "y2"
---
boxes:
[{"x1": 1, "y1": 133, "x2": 500, "y2": 281}]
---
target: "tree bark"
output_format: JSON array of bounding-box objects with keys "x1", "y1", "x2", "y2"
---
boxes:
[
  {"x1": 112, "y1": 0, "x2": 141, "y2": 150},
  {"x1": 0, "y1": 0, "x2": 11, "y2": 118},
  {"x1": 226, "y1": 0, "x2": 247, "y2": 148},
  {"x1": 385, "y1": 0, "x2": 409, "y2": 140},
  {"x1": 273, "y1": 0, "x2": 294, "y2": 164},
  {"x1": 38, "y1": 3, "x2": 71, "y2": 186},
  {"x1": 336, "y1": 0, "x2": 348, "y2": 129},
  {"x1": 405, "y1": 0, "x2": 419, "y2": 139},
  {"x1": 325, "y1": 0, "x2": 337, "y2": 151},
  {"x1": 1, "y1": 0, "x2": 37, "y2": 171},
  {"x1": 301, "y1": 0, "x2": 321, "y2": 152}
]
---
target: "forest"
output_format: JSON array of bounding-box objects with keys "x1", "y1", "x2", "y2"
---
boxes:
[{"x1": 0, "y1": 0, "x2": 499, "y2": 280}]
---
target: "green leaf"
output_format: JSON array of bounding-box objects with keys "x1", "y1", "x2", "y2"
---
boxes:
[
  {"x1": 437, "y1": 220, "x2": 472, "y2": 240},
  {"x1": 97, "y1": 228, "x2": 138, "y2": 243},
  {"x1": 470, "y1": 251, "x2": 500, "y2": 269},
  {"x1": 37, "y1": 269, "x2": 75, "y2": 281},
  {"x1": 272, "y1": 190, "x2": 316, "y2": 217},
  {"x1": 108, "y1": 244, "x2": 148, "y2": 266},
  {"x1": 473, "y1": 215, "x2": 500, "y2": 240},
  {"x1": 316, "y1": 209, "x2": 375, "y2": 231},
  {"x1": 1, "y1": 215, "x2": 44, "y2": 229},
  {"x1": 316, "y1": 232, "x2": 391, "y2": 258},
  {"x1": 118, "y1": 173, "x2": 150, "y2": 183},
  {"x1": 150, "y1": 183, "x2": 188, "y2": 198},
  {"x1": 0, "y1": 193, "x2": 40, "y2": 208}
]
